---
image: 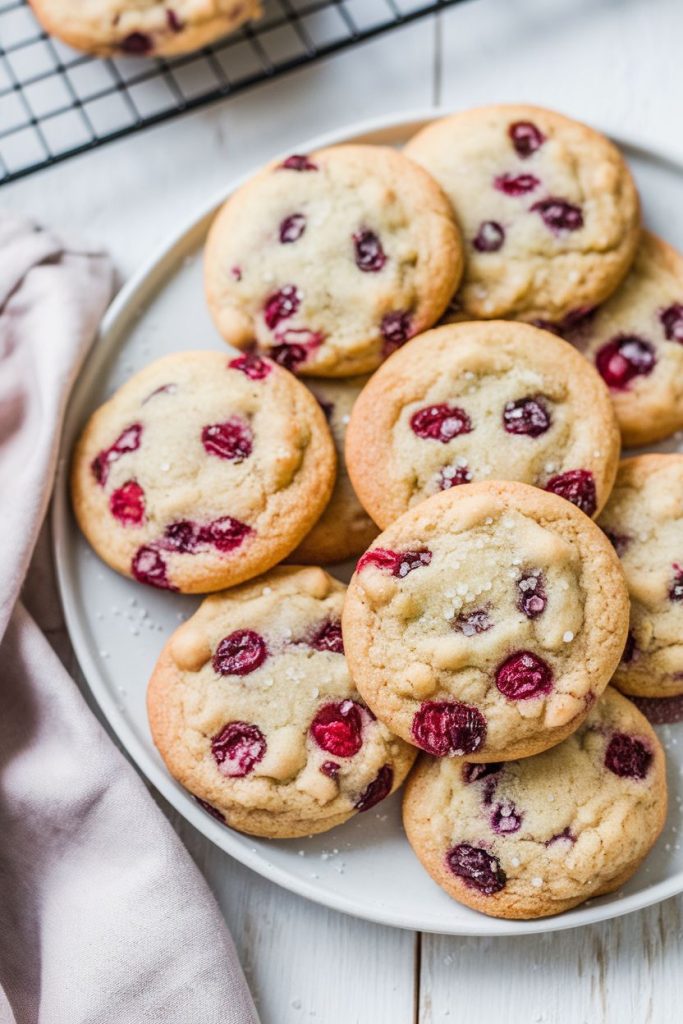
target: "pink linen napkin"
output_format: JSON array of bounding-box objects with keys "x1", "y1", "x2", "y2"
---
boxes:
[{"x1": 0, "y1": 213, "x2": 259, "y2": 1024}]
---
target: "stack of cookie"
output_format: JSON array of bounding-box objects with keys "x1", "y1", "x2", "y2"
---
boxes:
[{"x1": 72, "y1": 105, "x2": 683, "y2": 921}]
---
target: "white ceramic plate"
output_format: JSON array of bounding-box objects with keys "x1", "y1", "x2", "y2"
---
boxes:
[{"x1": 54, "y1": 111, "x2": 683, "y2": 936}]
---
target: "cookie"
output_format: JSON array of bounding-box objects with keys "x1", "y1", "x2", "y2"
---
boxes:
[
  {"x1": 404, "y1": 104, "x2": 640, "y2": 323},
  {"x1": 71, "y1": 351, "x2": 335, "y2": 594},
  {"x1": 403, "y1": 688, "x2": 667, "y2": 920},
  {"x1": 290, "y1": 375, "x2": 379, "y2": 564},
  {"x1": 598, "y1": 454, "x2": 683, "y2": 697},
  {"x1": 342, "y1": 481, "x2": 629, "y2": 763},
  {"x1": 28, "y1": 0, "x2": 260, "y2": 57},
  {"x1": 204, "y1": 144, "x2": 463, "y2": 377},
  {"x1": 560, "y1": 232, "x2": 683, "y2": 446},
  {"x1": 345, "y1": 321, "x2": 620, "y2": 529},
  {"x1": 28, "y1": 0, "x2": 261, "y2": 57},
  {"x1": 147, "y1": 566, "x2": 417, "y2": 838}
]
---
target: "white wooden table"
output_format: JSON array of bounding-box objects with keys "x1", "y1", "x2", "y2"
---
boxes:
[{"x1": 7, "y1": 1, "x2": 683, "y2": 1019}]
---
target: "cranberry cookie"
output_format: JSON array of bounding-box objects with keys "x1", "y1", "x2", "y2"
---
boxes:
[
  {"x1": 342, "y1": 481, "x2": 629, "y2": 762},
  {"x1": 204, "y1": 144, "x2": 463, "y2": 377},
  {"x1": 290, "y1": 376, "x2": 379, "y2": 564},
  {"x1": 346, "y1": 321, "x2": 620, "y2": 528},
  {"x1": 405, "y1": 105, "x2": 640, "y2": 323},
  {"x1": 28, "y1": 0, "x2": 260, "y2": 57},
  {"x1": 71, "y1": 351, "x2": 335, "y2": 594},
  {"x1": 598, "y1": 455, "x2": 683, "y2": 697},
  {"x1": 403, "y1": 688, "x2": 666, "y2": 920},
  {"x1": 148, "y1": 567, "x2": 417, "y2": 837},
  {"x1": 562, "y1": 232, "x2": 683, "y2": 446}
]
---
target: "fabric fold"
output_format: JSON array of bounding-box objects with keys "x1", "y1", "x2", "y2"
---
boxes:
[{"x1": 0, "y1": 213, "x2": 259, "y2": 1024}]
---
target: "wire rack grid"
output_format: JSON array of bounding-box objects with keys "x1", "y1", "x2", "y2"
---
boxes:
[{"x1": 0, "y1": 0, "x2": 466, "y2": 184}]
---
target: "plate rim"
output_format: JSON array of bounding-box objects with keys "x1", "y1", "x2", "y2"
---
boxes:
[{"x1": 52, "y1": 107, "x2": 683, "y2": 936}]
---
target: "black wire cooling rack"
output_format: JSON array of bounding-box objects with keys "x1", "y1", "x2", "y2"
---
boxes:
[{"x1": 0, "y1": 0, "x2": 466, "y2": 184}]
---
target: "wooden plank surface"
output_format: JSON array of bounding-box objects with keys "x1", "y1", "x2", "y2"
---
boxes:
[
  {"x1": 420, "y1": 898, "x2": 683, "y2": 1024},
  {"x1": 171, "y1": 806, "x2": 417, "y2": 1024}
]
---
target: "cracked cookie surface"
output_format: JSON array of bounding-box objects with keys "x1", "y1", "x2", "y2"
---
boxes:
[
  {"x1": 204, "y1": 144, "x2": 463, "y2": 377},
  {"x1": 346, "y1": 321, "x2": 620, "y2": 529},
  {"x1": 405, "y1": 104, "x2": 640, "y2": 323},
  {"x1": 147, "y1": 566, "x2": 417, "y2": 837},
  {"x1": 28, "y1": 0, "x2": 260, "y2": 57},
  {"x1": 403, "y1": 688, "x2": 667, "y2": 919},
  {"x1": 71, "y1": 350, "x2": 335, "y2": 593},
  {"x1": 598, "y1": 454, "x2": 683, "y2": 697},
  {"x1": 342, "y1": 481, "x2": 629, "y2": 762}
]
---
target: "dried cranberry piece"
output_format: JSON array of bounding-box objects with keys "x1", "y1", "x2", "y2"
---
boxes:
[
  {"x1": 356, "y1": 548, "x2": 432, "y2": 577},
  {"x1": 411, "y1": 701, "x2": 487, "y2": 756},
  {"x1": 355, "y1": 765, "x2": 393, "y2": 812},
  {"x1": 166, "y1": 10, "x2": 183, "y2": 31},
  {"x1": 595, "y1": 335, "x2": 656, "y2": 390},
  {"x1": 320, "y1": 761, "x2": 340, "y2": 779},
  {"x1": 213, "y1": 629, "x2": 267, "y2": 676},
  {"x1": 532, "y1": 307, "x2": 596, "y2": 341},
  {"x1": 545, "y1": 827, "x2": 575, "y2": 847},
  {"x1": 454, "y1": 608, "x2": 492, "y2": 636},
  {"x1": 201, "y1": 516, "x2": 252, "y2": 553},
  {"x1": 496, "y1": 651, "x2": 553, "y2": 700},
  {"x1": 473, "y1": 221, "x2": 505, "y2": 253},
  {"x1": 269, "y1": 328, "x2": 323, "y2": 371},
  {"x1": 380, "y1": 311, "x2": 413, "y2": 354},
  {"x1": 120, "y1": 32, "x2": 153, "y2": 54},
  {"x1": 194, "y1": 797, "x2": 225, "y2": 823},
  {"x1": 545, "y1": 469, "x2": 597, "y2": 516},
  {"x1": 202, "y1": 417, "x2": 253, "y2": 462},
  {"x1": 446, "y1": 844, "x2": 506, "y2": 895},
  {"x1": 279, "y1": 154, "x2": 318, "y2": 171},
  {"x1": 91, "y1": 423, "x2": 142, "y2": 486},
  {"x1": 531, "y1": 197, "x2": 583, "y2": 233},
  {"x1": 491, "y1": 801, "x2": 522, "y2": 835},
  {"x1": 160, "y1": 516, "x2": 252, "y2": 554},
  {"x1": 228, "y1": 353, "x2": 272, "y2": 380},
  {"x1": 131, "y1": 546, "x2": 176, "y2": 590},
  {"x1": 211, "y1": 722, "x2": 266, "y2": 777},
  {"x1": 439, "y1": 464, "x2": 472, "y2": 489},
  {"x1": 494, "y1": 173, "x2": 540, "y2": 196},
  {"x1": 516, "y1": 572, "x2": 547, "y2": 619},
  {"x1": 280, "y1": 214, "x2": 306, "y2": 244},
  {"x1": 503, "y1": 396, "x2": 551, "y2": 437},
  {"x1": 353, "y1": 230, "x2": 387, "y2": 272},
  {"x1": 264, "y1": 285, "x2": 300, "y2": 329},
  {"x1": 310, "y1": 701, "x2": 364, "y2": 757},
  {"x1": 660, "y1": 303, "x2": 683, "y2": 342},
  {"x1": 410, "y1": 403, "x2": 472, "y2": 443},
  {"x1": 604, "y1": 530, "x2": 631, "y2": 556},
  {"x1": 161, "y1": 520, "x2": 199, "y2": 553},
  {"x1": 310, "y1": 621, "x2": 344, "y2": 654},
  {"x1": 462, "y1": 762, "x2": 503, "y2": 784},
  {"x1": 509, "y1": 121, "x2": 545, "y2": 158},
  {"x1": 604, "y1": 733, "x2": 652, "y2": 780},
  {"x1": 669, "y1": 563, "x2": 683, "y2": 601},
  {"x1": 109, "y1": 480, "x2": 145, "y2": 525}
]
